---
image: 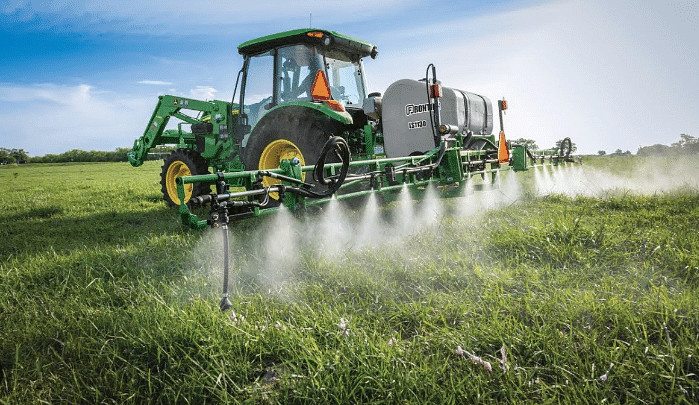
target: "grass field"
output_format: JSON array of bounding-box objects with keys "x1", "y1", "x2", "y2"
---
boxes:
[{"x1": 1, "y1": 156, "x2": 698, "y2": 404}]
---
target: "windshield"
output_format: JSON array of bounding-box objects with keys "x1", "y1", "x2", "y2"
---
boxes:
[
  {"x1": 278, "y1": 45, "x2": 324, "y2": 102},
  {"x1": 325, "y1": 51, "x2": 366, "y2": 107},
  {"x1": 277, "y1": 44, "x2": 366, "y2": 106},
  {"x1": 240, "y1": 44, "x2": 368, "y2": 139}
]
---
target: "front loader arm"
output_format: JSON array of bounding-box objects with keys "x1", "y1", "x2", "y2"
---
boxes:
[{"x1": 127, "y1": 95, "x2": 230, "y2": 167}]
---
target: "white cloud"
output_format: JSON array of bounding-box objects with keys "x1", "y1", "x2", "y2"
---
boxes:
[
  {"x1": 0, "y1": 83, "x2": 152, "y2": 155},
  {"x1": 188, "y1": 86, "x2": 217, "y2": 101},
  {"x1": 139, "y1": 80, "x2": 173, "y2": 85},
  {"x1": 4, "y1": 0, "x2": 421, "y2": 34},
  {"x1": 0, "y1": 83, "x2": 92, "y2": 105},
  {"x1": 0, "y1": 82, "x2": 220, "y2": 155},
  {"x1": 369, "y1": 0, "x2": 699, "y2": 154}
]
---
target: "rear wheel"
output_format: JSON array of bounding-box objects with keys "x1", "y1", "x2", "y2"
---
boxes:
[
  {"x1": 243, "y1": 107, "x2": 336, "y2": 201},
  {"x1": 256, "y1": 139, "x2": 308, "y2": 201},
  {"x1": 160, "y1": 149, "x2": 210, "y2": 207}
]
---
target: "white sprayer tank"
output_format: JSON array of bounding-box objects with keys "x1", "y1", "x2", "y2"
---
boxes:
[{"x1": 380, "y1": 79, "x2": 493, "y2": 157}]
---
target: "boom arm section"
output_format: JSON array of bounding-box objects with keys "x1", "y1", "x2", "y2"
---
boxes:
[{"x1": 127, "y1": 95, "x2": 235, "y2": 167}]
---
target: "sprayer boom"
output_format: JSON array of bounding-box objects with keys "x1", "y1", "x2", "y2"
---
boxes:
[{"x1": 176, "y1": 135, "x2": 579, "y2": 231}]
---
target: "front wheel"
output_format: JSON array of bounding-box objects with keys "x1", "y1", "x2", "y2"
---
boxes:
[{"x1": 160, "y1": 149, "x2": 210, "y2": 207}]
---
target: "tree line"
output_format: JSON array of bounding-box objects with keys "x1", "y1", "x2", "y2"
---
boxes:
[
  {"x1": 1, "y1": 134, "x2": 695, "y2": 165},
  {"x1": 1, "y1": 147, "x2": 175, "y2": 164},
  {"x1": 636, "y1": 133, "x2": 698, "y2": 156}
]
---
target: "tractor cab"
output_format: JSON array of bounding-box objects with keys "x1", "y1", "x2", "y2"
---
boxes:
[{"x1": 236, "y1": 29, "x2": 378, "y2": 145}]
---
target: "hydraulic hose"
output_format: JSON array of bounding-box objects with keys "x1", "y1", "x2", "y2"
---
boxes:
[
  {"x1": 424, "y1": 64, "x2": 440, "y2": 146},
  {"x1": 430, "y1": 140, "x2": 448, "y2": 174},
  {"x1": 559, "y1": 137, "x2": 572, "y2": 158},
  {"x1": 289, "y1": 136, "x2": 351, "y2": 199}
]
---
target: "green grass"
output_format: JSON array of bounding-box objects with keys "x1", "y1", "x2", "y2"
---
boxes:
[{"x1": 1, "y1": 158, "x2": 698, "y2": 404}]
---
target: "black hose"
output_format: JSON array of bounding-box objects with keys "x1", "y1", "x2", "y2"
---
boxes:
[
  {"x1": 526, "y1": 148, "x2": 536, "y2": 161},
  {"x1": 424, "y1": 64, "x2": 439, "y2": 145},
  {"x1": 289, "y1": 136, "x2": 351, "y2": 199},
  {"x1": 430, "y1": 141, "x2": 448, "y2": 174},
  {"x1": 559, "y1": 137, "x2": 572, "y2": 158}
]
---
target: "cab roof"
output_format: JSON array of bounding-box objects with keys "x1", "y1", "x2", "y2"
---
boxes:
[{"x1": 237, "y1": 28, "x2": 377, "y2": 59}]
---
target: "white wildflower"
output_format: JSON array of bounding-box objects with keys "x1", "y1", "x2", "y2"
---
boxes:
[
  {"x1": 499, "y1": 345, "x2": 508, "y2": 372},
  {"x1": 599, "y1": 363, "x2": 613, "y2": 382},
  {"x1": 229, "y1": 311, "x2": 243, "y2": 324},
  {"x1": 461, "y1": 348, "x2": 493, "y2": 373}
]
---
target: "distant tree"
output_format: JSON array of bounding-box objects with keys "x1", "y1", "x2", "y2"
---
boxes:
[
  {"x1": 678, "y1": 133, "x2": 698, "y2": 154},
  {"x1": 637, "y1": 143, "x2": 674, "y2": 156},
  {"x1": 638, "y1": 134, "x2": 697, "y2": 156},
  {"x1": 512, "y1": 138, "x2": 538, "y2": 150},
  {"x1": 598, "y1": 150, "x2": 606, "y2": 156},
  {"x1": 614, "y1": 148, "x2": 623, "y2": 155},
  {"x1": 625, "y1": 150, "x2": 631, "y2": 155},
  {"x1": 0, "y1": 147, "x2": 29, "y2": 164}
]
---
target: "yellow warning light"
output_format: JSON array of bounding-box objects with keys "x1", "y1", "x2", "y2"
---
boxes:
[
  {"x1": 307, "y1": 31, "x2": 324, "y2": 38},
  {"x1": 499, "y1": 99, "x2": 508, "y2": 111},
  {"x1": 311, "y1": 70, "x2": 332, "y2": 101}
]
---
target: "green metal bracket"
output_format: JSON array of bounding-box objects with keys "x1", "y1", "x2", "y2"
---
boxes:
[
  {"x1": 363, "y1": 123, "x2": 375, "y2": 158},
  {"x1": 280, "y1": 159, "x2": 304, "y2": 210},
  {"x1": 511, "y1": 145, "x2": 528, "y2": 171},
  {"x1": 439, "y1": 148, "x2": 464, "y2": 183},
  {"x1": 176, "y1": 179, "x2": 207, "y2": 230}
]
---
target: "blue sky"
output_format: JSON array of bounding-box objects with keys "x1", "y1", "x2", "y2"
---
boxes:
[{"x1": 1, "y1": 0, "x2": 697, "y2": 156}]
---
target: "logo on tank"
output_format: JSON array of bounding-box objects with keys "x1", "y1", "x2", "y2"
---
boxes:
[{"x1": 405, "y1": 103, "x2": 433, "y2": 116}]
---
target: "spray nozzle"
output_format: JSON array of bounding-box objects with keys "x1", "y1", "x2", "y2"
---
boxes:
[{"x1": 219, "y1": 294, "x2": 232, "y2": 312}]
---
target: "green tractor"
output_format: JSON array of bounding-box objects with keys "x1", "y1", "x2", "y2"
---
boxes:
[
  {"x1": 129, "y1": 28, "x2": 577, "y2": 215},
  {"x1": 128, "y1": 28, "x2": 379, "y2": 207}
]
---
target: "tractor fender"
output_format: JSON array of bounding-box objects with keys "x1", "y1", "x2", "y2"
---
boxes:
[{"x1": 266, "y1": 101, "x2": 353, "y2": 126}]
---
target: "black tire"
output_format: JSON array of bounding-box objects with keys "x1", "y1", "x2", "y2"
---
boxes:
[
  {"x1": 160, "y1": 149, "x2": 210, "y2": 208},
  {"x1": 242, "y1": 106, "x2": 339, "y2": 200}
]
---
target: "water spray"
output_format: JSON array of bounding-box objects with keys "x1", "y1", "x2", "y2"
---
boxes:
[{"x1": 168, "y1": 86, "x2": 581, "y2": 310}]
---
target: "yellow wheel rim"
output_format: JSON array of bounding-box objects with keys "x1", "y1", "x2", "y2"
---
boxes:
[
  {"x1": 165, "y1": 160, "x2": 193, "y2": 205},
  {"x1": 259, "y1": 139, "x2": 305, "y2": 199}
]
